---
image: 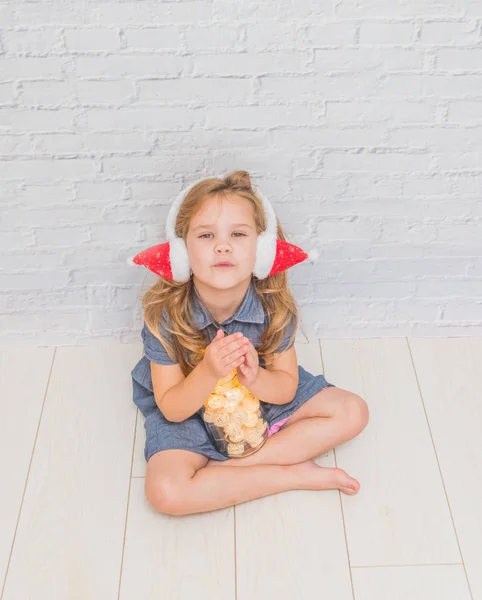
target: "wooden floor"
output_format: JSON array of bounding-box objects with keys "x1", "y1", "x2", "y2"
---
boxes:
[{"x1": 1, "y1": 336, "x2": 481, "y2": 600}]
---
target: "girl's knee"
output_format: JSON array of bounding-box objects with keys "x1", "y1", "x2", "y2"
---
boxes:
[
  {"x1": 145, "y1": 476, "x2": 189, "y2": 516},
  {"x1": 342, "y1": 393, "x2": 369, "y2": 436},
  {"x1": 144, "y1": 449, "x2": 207, "y2": 516}
]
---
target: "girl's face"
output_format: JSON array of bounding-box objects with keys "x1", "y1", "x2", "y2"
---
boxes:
[{"x1": 186, "y1": 194, "x2": 258, "y2": 290}]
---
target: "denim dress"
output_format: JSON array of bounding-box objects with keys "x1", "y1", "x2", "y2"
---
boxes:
[{"x1": 131, "y1": 280, "x2": 335, "y2": 462}]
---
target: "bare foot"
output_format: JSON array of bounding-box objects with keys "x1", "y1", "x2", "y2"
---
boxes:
[{"x1": 293, "y1": 460, "x2": 360, "y2": 495}]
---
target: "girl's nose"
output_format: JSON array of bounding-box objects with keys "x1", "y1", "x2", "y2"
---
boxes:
[{"x1": 215, "y1": 241, "x2": 232, "y2": 252}]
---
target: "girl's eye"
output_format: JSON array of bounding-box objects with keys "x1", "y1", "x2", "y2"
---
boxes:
[{"x1": 198, "y1": 232, "x2": 247, "y2": 239}]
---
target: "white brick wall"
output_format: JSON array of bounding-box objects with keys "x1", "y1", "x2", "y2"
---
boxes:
[{"x1": 1, "y1": 1, "x2": 482, "y2": 345}]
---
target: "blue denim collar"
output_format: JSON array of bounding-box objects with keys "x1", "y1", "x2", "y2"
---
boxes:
[{"x1": 191, "y1": 279, "x2": 265, "y2": 329}]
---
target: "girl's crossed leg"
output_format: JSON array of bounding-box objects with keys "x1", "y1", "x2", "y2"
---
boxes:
[
  {"x1": 208, "y1": 386, "x2": 369, "y2": 468},
  {"x1": 145, "y1": 387, "x2": 368, "y2": 516}
]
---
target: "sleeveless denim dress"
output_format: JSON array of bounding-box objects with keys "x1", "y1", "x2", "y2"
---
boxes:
[{"x1": 131, "y1": 280, "x2": 335, "y2": 462}]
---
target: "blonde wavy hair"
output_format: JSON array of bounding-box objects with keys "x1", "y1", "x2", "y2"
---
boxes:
[{"x1": 141, "y1": 170, "x2": 300, "y2": 377}]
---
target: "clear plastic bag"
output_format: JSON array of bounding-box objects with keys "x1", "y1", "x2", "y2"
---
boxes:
[{"x1": 200, "y1": 368, "x2": 269, "y2": 458}]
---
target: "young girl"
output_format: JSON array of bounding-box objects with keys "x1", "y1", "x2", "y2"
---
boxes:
[{"x1": 130, "y1": 170, "x2": 369, "y2": 516}]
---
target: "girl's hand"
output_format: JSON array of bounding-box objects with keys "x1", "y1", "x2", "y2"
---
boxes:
[
  {"x1": 236, "y1": 338, "x2": 260, "y2": 388},
  {"x1": 201, "y1": 329, "x2": 249, "y2": 380}
]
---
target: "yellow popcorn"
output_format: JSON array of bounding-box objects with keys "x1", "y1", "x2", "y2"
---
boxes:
[
  {"x1": 213, "y1": 410, "x2": 230, "y2": 427},
  {"x1": 223, "y1": 387, "x2": 244, "y2": 403},
  {"x1": 256, "y1": 420, "x2": 267, "y2": 434},
  {"x1": 203, "y1": 410, "x2": 215, "y2": 424},
  {"x1": 224, "y1": 400, "x2": 238, "y2": 414},
  {"x1": 244, "y1": 412, "x2": 259, "y2": 427},
  {"x1": 201, "y1": 368, "x2": 268, "y2": 458},
  {"x1": 224, "y1": 422, "x2": 243, "y2": 438},
  {"x1": 207, "y1": 394, "x2": 225, "y2": 410},
  {"x1": 231, "y1": 408, "x2": 249, "y2": 426},
  {"x1": 239, "y1": 397, "x2": 260, "y2": 413},
  {"x1": 227, "y1": 442, "x2": 245, "y2": 455}
]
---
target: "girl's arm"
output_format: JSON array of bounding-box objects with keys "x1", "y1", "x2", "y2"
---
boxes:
[
  {"x1": 247, "y1": 366, "x2": 298, "y2": 405},
  {"x1": 237, "y1": 340, "x2": 299, "y2": 405},
  {"x1": 159, "y1": 360, "x2": 219, "y2": 422}
]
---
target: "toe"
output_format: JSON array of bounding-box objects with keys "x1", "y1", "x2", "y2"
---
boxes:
[{"x1": 342, "y1": 478, "x2": 360, "y2": 495}]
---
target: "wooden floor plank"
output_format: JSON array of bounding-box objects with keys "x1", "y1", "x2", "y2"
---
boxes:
[
  {"x1": 409, "y1": 337, "x2": 482, "y2": 599},
  {"x1": 0, "y1": 347, "x2": 55, "y2": 593},
  {"x1": 352, "y1": 564, "x2": 471, "y2": 599},
  {"x1": 2, "y1": 344, "x2": 138, "y2": 600},
  {"x1": 321, "y1": 338, "x2": 461, "y2": 566},
  {"x1": 120, "y1": 479, "x2": 235, "y2": 600},
  {"x1": 4, "y1": 336, "x2": 477, "y2": 598}
]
